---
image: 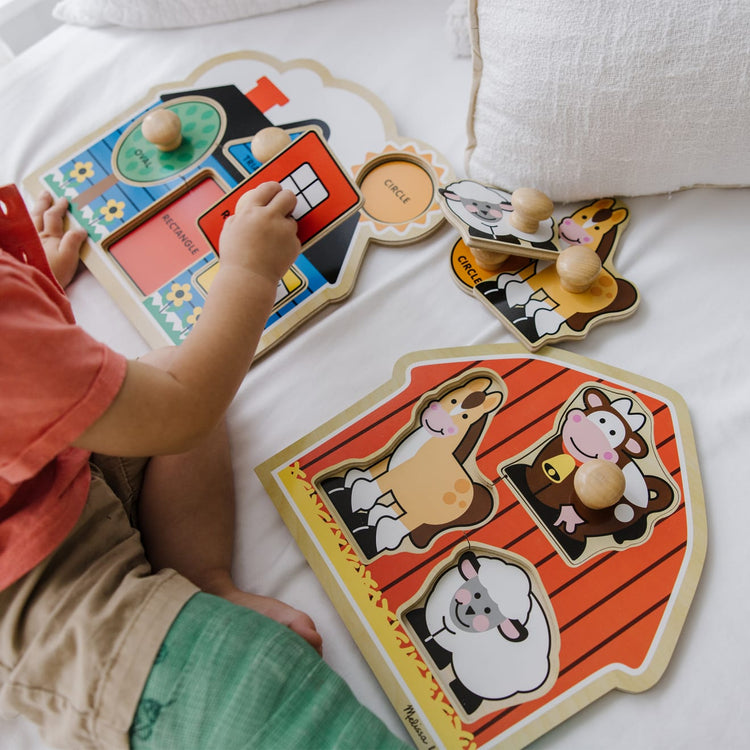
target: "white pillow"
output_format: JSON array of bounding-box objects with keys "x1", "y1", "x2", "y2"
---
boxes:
[
  {"x1": 466, "y1": 0, "x2": 750, "y2": 202},
  {"x1": 53, "y1": 0, "x2": 326, "y2": 29}
]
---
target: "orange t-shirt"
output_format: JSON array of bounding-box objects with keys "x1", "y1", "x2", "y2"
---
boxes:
[{"x1": 0, "y1": 185, "x2": 127, "y2": 590}]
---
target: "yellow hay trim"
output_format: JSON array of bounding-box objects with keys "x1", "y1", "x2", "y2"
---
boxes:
[{"x1": 280, "y1": 463, "x2": 477, "y2": 750}]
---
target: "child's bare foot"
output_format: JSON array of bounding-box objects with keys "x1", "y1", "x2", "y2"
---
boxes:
[
  {"x1": 30, "y1": 191, "x2": 87, "y2": 288},
  {"x1": 198, "y1": 568, "x2": 323, "y2": 656}
]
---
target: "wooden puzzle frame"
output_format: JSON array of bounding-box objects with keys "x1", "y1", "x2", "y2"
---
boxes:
[
  {"x1": 256, "y1": 344, "x2": 706, "y2": 749},
  {"x1": 24, "y1": 52, "x2": 453, "y2": 356}
]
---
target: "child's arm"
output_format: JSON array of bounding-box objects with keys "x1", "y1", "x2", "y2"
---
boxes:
[{"x1": 73, "y1": 182, "x2": 301, "y2": 457}]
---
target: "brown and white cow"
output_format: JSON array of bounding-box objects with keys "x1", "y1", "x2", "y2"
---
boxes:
[{"x1": 505, "y1": 387, "x2": 675, "y2": 560}]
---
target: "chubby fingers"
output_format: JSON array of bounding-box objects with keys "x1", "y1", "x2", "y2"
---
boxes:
[
  {"x1": 289, "y1": 612, "x2": 324, "y2": 656},
  {"x1": 268, "y1": 186, "x2": 298, "y2": 217},
  {"x1": 57, "y1": 224, "x2": 88, "y2": 256},
  {"x1": 30, "y1": 191, "x2": 69, "y2": 237},
  {"x1": 29, "y1": 190, "x2": 54, "y2": 231},
  {"x1": 235, "y1": 181, "x2": 282, "y2": 212},
  {"x1": 234, "y1": 181, "x2": 298, "y2": 217}
]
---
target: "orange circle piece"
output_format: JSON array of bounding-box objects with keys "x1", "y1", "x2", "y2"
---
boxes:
[{"x1": 359, "y1": 158, "x2": 434, "y2": 225}]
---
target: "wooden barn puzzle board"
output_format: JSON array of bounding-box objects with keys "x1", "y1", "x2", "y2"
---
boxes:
[
  {"x1": 24, "y1": 52, "x2": 452, "y2": 356},
  {"x1": 257, "y1": 344, "x2": 706, "y2": 750}
]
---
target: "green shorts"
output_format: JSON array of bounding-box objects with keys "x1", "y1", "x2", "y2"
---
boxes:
[{"x1": 130, "y1": 592, "x2": 410, "y2": 750}]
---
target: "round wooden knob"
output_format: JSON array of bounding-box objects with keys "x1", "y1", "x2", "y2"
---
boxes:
[
  {"x1": 142, "y1": 108, "x2": 182, "y2": 151},
  {"x1": 556, "y1": 244, "x2": 602, "y2": 293},
  {"x1": 472, "y1": 247, "x2": 509, "y2": 271},
  {"x1": 251, "y1": 127, "x2": 292, "y2": 163},
  {"x1": 508, "y1": 188, "x2": 554, "y2": 234},
  {"x1": 574, "y1": 459, "x2": 626, "y2": 510}
]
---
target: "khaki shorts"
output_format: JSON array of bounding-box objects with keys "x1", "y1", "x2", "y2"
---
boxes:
[{"x1": 0, "y1": 454, "x2": 198, "y2": 750}]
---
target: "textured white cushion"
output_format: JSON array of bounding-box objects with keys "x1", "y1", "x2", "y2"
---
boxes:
[
  {"x1": 53, "y1": 0, "x2": 325, "y2": 29},
  {"x1": 466, "y1": 0, "x2": 750, "y2": 201}
]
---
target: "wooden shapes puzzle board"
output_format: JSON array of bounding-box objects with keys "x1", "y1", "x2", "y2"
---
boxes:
[
  {"x1": 24, "y1": 52, "x2": 452, "y2": 356},
  {"x1": 256, "y1": 344, "x2": 706, "y2": 749}
]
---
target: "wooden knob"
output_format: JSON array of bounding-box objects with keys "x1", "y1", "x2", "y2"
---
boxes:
[
  {"x1": 251, "y1": 127, "x2": 292, "y2": 163},
  {"x1": 142, "y1": 108, "x2": 182, "y2": 151},
  {"x1": 574, "y1": 459, "x2": 626, "y2": 510},
  {"x1": 508, "y1": 187, "x2": 554, "y2": 234},
  {"x1": 556, "y1": 244, "x2": 602, "y2": 293},
  {"x1": 472, "y1": 247, "x2": 509, "y2": 271}
]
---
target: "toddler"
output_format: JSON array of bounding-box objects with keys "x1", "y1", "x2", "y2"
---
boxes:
[{"x1": 0, "y1": 184, "x2": 409, "y2": 750}]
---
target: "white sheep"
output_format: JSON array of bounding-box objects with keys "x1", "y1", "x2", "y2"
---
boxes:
[
  {"x1": 440, "y1": 180, "x2": 555, "y2": 245},
  {"x1": 408, "y1": 550, "x2": 554, "y2": 714}
]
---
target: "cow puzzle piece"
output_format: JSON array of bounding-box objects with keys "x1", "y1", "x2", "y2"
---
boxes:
[{"x1": 500, "y1": 383, "x2": 679, "y2": 564}]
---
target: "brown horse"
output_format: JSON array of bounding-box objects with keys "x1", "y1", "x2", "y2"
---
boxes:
[{"x1": 338, "y1": 375, "x2": 504, "y2": 555}]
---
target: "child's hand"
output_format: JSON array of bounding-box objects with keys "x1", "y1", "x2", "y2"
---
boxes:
[
  {"x1": 218, "y1": 182, "x2": 301, "y2": 286},
  {"x1": 30, "y1": 191, "x2": 87, "y2": 289}
]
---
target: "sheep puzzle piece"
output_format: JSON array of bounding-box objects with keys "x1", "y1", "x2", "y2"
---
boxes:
[
  {"x1": 440, "y1": 179, "x2": 639, "y2": 351},
  {"x1": 257, "y1": 344, "x2": 706, "y2": 749},
  {"x1": 24, "y1": 52, "x2": 452, "y2": 356}
]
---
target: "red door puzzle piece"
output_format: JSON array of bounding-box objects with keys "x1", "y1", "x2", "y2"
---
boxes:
[{"x1": 198, "y1": 129, "x2": 363, "y2": 253}]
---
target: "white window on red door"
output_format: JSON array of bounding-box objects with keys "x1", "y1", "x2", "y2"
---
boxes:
[{"x1": 281, "y1": 162, "x2": 329, "y2": 220}]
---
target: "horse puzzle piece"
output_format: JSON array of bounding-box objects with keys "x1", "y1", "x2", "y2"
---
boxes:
[
  {"x1": 257, "y1": 344, "x2": 706, "y2": 750},
  {"x1": 322, "y1": 374, "x2": 505, "y2": 559},
  {"x1": 449, "y1": 194, "x2": 639, "y2": 351},
  {"x1": 25, "y1": 53, "x2": 452, "y2": 355}
]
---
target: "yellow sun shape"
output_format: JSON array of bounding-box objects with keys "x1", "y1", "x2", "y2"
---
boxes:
[{"x1": 351, "y1": 143, "x2": 449, "y2": 239}]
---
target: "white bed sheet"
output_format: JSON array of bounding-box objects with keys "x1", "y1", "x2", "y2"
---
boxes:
[{"x1": 1, "y1": 1, "x2": 748, "y2": 748}]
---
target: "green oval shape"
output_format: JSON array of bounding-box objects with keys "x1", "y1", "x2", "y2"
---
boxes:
[{"x1": 114, "y1": 99, "x2": 222, "y2": 184}]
